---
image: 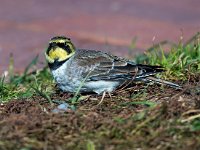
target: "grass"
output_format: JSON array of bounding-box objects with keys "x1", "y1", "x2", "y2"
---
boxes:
[
  {"x1": 0, "y1": 58, "x2": 54, "y2": 102},
  {"x1": 0, "y1": 33, "x2": 200, "y2": 149},
  {"x1": 135, "y1": 32, "x2": 200, "y2": 80}
]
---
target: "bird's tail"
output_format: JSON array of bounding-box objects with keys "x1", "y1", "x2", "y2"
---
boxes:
[{"x1": 145, "y1": 76, "x2": 182, "y2": 89}]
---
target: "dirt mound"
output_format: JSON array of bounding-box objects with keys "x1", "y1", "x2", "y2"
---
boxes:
[{"x1": 0, "y1": 83, "x2": 200, "y2": 149}]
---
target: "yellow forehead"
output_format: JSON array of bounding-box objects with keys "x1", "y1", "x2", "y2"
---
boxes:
[{"x1": 49, "y1": 39, "x2": 70, "y2": 44}]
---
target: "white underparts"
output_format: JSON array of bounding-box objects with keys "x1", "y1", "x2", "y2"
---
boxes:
[{"x1": 85, "y1": 80, "x2": 119, "y2": 94}]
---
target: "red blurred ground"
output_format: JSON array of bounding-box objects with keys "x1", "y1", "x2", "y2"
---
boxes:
[{"x1": 0, "y1": 0, "x2": 200, "y2": 73}]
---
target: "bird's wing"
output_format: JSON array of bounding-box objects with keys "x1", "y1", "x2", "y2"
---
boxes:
[{"x1": 74, "y1": 49, "x2": 164, "y2": 81}]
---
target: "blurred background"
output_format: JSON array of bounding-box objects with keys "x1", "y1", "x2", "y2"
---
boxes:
[{"x1": 0, "y1": 0, "x2": 200, "y2": 73}]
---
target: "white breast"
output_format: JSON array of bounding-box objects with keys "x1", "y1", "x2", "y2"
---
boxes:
[{"x1": 51, "y1": 61, "x2": 81, "y2": 92}]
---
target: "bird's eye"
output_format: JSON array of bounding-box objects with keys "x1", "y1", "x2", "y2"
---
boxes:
[
  {"x1": 66, "y1": 44, "x2": 70, "y2": 49},
  {"x1": 49, "y1": 42, "x2": 56, "y2": 47}
]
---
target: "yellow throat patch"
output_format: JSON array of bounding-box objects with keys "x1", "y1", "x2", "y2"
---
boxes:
[{"x1": 45, "y1": 47, "x2": 74, "y2": 63}]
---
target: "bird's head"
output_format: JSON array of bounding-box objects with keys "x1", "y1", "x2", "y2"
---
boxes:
[{"x1": 45, "y1": 36, "x2": 76, "y2": 64}]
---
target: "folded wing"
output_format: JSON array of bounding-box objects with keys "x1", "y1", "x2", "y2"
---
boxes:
[{"x1": 75, "y1": 49, "x2": 164, "y2": 82}]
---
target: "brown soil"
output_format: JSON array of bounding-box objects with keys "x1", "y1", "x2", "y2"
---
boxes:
[{"x1": 0, "y1": 78, "x2": 200, "y2": 150}]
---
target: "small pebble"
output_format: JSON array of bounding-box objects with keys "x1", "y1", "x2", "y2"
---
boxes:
[{"x1": 52, "y1": 103, "x2": 69, "y2": 113}]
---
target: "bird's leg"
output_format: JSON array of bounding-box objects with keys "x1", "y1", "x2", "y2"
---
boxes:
[
  {"x1": 97, "y1": 91, "x2": 113, "y2": 106},
  {"x1": 108, "y1": 92, "x2": 112, "y2": 101},
  {"x1": 97, "y1": 91, "x2": 106, "y2": 106}
]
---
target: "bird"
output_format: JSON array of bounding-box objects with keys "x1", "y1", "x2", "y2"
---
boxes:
[{"x1": 45, "y1": 36, "x2": 181, "y2": 98}]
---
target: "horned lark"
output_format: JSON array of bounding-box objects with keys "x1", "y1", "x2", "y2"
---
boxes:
[{"x1": 45, "y1": 36, "x2": 181, "y2": 95}]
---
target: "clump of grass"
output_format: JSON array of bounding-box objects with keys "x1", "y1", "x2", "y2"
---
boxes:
[
  {"x1": 134, "y1": 32, "x2": 200, "y2": 80},
  {"x1": 0, "y1": 55, "x2": 54, "y2": 102}
]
